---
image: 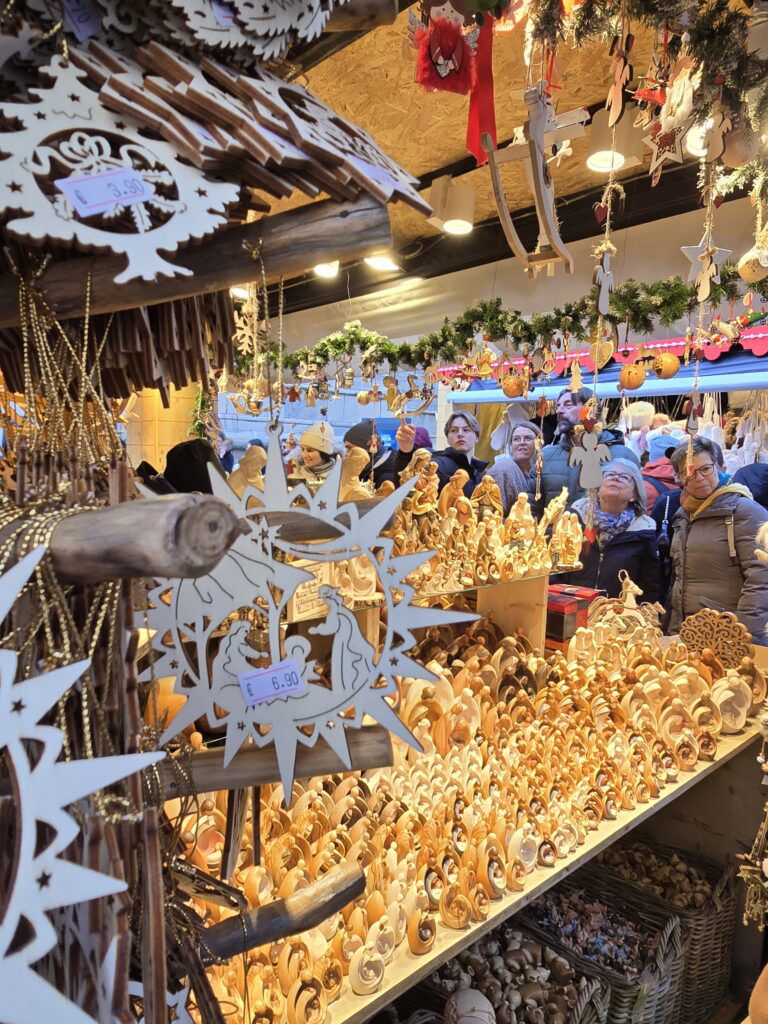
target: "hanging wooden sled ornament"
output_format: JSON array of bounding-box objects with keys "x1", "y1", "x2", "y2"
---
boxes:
[
  {"x1": 408, "y1": 0, "x2": 479, "y2": 95},
  {"x1": 482, "y1": 83, "x2": 588, "y2": 276}
]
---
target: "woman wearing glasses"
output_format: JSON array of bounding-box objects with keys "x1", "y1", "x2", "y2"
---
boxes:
[
  {"x1": 668, "y1": 437, "x2": 768, "y2": 641},
  {"x1": 566, "y1": 458, "x2": 661, "y2": 601}
]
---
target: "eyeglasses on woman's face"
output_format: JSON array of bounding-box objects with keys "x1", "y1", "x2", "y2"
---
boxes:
[
  {"x1": 602, "y1": 472, "x2": 633, "y2": 484},
  {"x1": 684, "y1": 461, "x2": 716, "y2": 480}
]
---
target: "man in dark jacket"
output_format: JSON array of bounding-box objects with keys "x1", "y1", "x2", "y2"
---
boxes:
[
  {"x1": 343, "y1": 420, "x2": 397, "y2": 488},
  {"x1": 526, "y1": 387, "x2": 639, "y2": 516},
  {"x1": 394, "y1": 411, "x2": 488, "y2": 496},
  {"x1": 733, "y1": 463, "x2": 768, "y2": 509}
]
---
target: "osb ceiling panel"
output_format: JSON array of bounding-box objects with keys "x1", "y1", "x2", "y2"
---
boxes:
[{"x1": 268, "y1": 13, "x2": 657, "y2": 246}]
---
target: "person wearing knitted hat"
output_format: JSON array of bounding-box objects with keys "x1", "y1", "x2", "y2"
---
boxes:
[
  {"x1": 292, "y1": 422, "x2": 339, "y2": 487},
  {"x1": 564, "y1": 458, "x2": 660, "y2": 601},
  {"x1": 343, "y1": 420, "x2": 398, "y2": 488}
]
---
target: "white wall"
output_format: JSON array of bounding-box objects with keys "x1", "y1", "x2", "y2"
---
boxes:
[{"x1": 280, "y1": 199, "x2": 756, "y2": 348}]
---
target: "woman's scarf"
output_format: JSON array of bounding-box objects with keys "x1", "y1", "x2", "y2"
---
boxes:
[
  {"x1": 682, "y1": 476, "x2": 752, "y2": 517},
  {"x1": 594, "y1": 505, "x2": 636, "y2": 548}
]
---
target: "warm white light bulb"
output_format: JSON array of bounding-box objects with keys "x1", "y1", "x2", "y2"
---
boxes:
[
  {"x1": 443, "y1": 218, "x2": 473, "y2": 235},
  {"x1": 686, "y1": 119, "x2": 713, "y2": 158},
  {"x1": 586, "y1": 150, "x2": 626, "y2": 173},
  {"x1": 314, "y1": 260, "x2": 339, "y2": 278},
  {"x1": 230, "y1": 286, "x2": 249, "y2": 300},
  {"x1": 364, "y1": 255, "x2": 400, "y2": 272}
]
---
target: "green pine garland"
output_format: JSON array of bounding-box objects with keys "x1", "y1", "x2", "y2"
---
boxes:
[{"x1": 275, "y1": 264, "x2": 766, "y2": 377}]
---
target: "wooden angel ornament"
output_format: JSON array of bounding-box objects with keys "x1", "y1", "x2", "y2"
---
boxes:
[
  {"x1": 606, "y1": 32, "x2": 634, "y2": 127},
  {"x1": 408, "y1": 0, "x2": 479, "y2": 95},
  {"x1": 681, "y1": 233, "x2": 733, "y2": 303},
  {"x1": 568, "y1": 424, "x2": 611, "y2": 490},
  {"x1": 593, "y1": 250, "x2": 614, "y2": 316}
]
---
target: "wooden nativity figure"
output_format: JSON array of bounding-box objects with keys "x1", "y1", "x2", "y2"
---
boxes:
[
  {"x1": 568, "y1": 426, "x2": 612, "y2": 490},
  {"x1": 340, "y1": 445, "x2": 372, "y2": 502}
]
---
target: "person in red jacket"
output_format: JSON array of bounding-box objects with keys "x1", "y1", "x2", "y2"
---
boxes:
[{"x1": 642, "y1": 426, "x2": 685, "y2": 511}]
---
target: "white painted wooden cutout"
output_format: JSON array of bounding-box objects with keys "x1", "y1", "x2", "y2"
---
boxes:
[
  {"x1": 129, "y1": 980, "x2": 193, "y2": 1024},
  {"x1": 606, "y1": 33, "x2": 633, "y2": 128},
  {"x1": 643, "y1": 118, "x2": 692, "y2": 177},
  {"x1": 482, "y1": 82, "x2": 586, "y2": 276},
  {"x1": 593, "y1": 250, "x2": 613, "y2": 316},
  {"x1": 681, "y1": 232, "x2": 732, "y2": 303},
  {"x1": 568, "y1": 428, "x2": 612, "y2": 489},
  {"x1": 168, "y1": 0, "x2": 255, "y2": 51},
  {"x1": 141, "y1": 425, "x2": 474, "y2": 800},
  {"x1": 0, "y1": 54, "x2": 239, "y2": 283},
  {"x1": 234, "y1": 0, "x2": 348, "y2": 44},
  {"x1": 0, "y1": 549, "x2": 164, "y2": 1024}
]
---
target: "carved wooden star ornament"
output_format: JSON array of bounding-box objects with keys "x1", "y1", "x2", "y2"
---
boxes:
[
  {"x1": 643, "y1": 117, "x2": 693, "y2": 178},
  {"x1": 681, "y1": 231, "x2": 732, "y2": 303}
]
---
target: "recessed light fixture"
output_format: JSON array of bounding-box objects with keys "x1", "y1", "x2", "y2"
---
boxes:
[
  {"x1": 364, "y1": 254, "x2": 400, "y2": 272},
  {"x1": 428, "y1": 175, "x2": 476, "y2": 235},
  {"x1": 586, "y1": 106, "x2": 643, "y2": 173},
  {"x1": 314, "y1": 260, "x2": 339, "y2": 278},
  {"x1": 229, "y1": 285, "x2": 249, "y2": 301}
]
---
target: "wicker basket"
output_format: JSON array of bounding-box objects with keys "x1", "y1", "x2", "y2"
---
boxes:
[
  {"x1": 516, "y1": 876, "x2": 685, "y2": 1024},
  {"x1": 410, "y1": 961, "x2": 610, "y2": 1024},
  {"x1": 581, "y1": 841, "x2": 736, "y2": 1024}
]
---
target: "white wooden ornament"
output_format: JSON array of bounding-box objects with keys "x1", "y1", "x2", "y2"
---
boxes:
[
  {"x1": 168, "y1": 0, "x2": 255, "y2": 51},
  {"x1": 0, "y1": 549, "x2": 164, "y2": 1024},
  {"x1": 643, "y1": 118, "x2": 692, "y2": 177},
  {"x1": 593, "y1": 250, "x2": 613, "y2": 316},
  {"x1": 141, "y1": 426, "x2": 473, "y2": 800},
  {"x1": 681, "y1": 232, "x2": 732, "y2": 303},
  {"x1": 129, "y1": 980, "x2": 193, "y2": 1024},
  {"x1": 233, "y1": 0, "x2": 348, "y2": 44},
  {"x1": 568, "y1": 429, "x2": 612, "y2": 489},
  {"x1": 0, "y1": 54, "x2": 239, "y2": 283}
]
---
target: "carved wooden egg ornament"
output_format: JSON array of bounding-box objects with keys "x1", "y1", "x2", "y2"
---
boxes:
[
  {"x1": 502, "y1": 373, "x2": 525, "y2": 398},
  {"x1": 444, "y1": 989, "x2": 496, "y2": 1024},
  {"x1": 652, "y1": 352, "x2": 680, "y2": 380},
  {"x1": 618, "y1": 363, "x2": 646, "y2": 391}
]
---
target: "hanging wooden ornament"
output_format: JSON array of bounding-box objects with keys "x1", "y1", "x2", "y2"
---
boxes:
[
  {"x1": 141, "y1": 427, "x2": 473, "y2": 801},
  {"x1": 0, "y1": 549, "x2": 164, "y2": 1024},
  {"x1": 684, "y1": 387, "x2": 703, "y2": 435},
  {"x1": 588, "y1": 321, "x2": 616, "y2": 369},
  {"x1": 738, "y1": 243, "x2": 768, "y2": 284},
  {"x1": 0, "y1": 54, "x2": 239, "y2": 283},
  {"x1": 643, "y1": 117, "x2": 692, "y2": 179},
  {"x1": 680, "y1": 232, "x2": 732, "y2": 303},
  {"x1": 606, "y1": 32, "x2": 633, "y2": 128},
  {"x1": 593, "y1": 250, "x2": 614, "y2": 316},
  {"x1": 617, "y1": 362, "x2": 647, "y2": 391},
  {"x1": 168, "y1": 0, "x2": 255, "y2": 52},
  {"x1": 652, "y1": 351, "x2": 680, "y2": 379},
  {"x1": 568, "y1": 424, "x2": 611, "y2": 490}
]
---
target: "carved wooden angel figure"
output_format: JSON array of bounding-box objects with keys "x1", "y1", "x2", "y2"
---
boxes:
[
  {"x1": 593, "y1": 250, "x2": 614, "y2": 316},
  {"x1": 684, "y1": 388, "x2": 703, "y2": 436},
  {"x1": 568, "y1": 426, "x2": 611, "y2": 490},
  {"x1": 607, "y1": 32, "x2": 634, "y2": 127}
]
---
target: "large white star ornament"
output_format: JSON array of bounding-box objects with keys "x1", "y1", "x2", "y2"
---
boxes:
[
  {"x1": 681, "y1": 232, "x2": 733, "y2": 303},
  {"x1": 0, "y1": 548, "x2": 164, "y2": 1024}
]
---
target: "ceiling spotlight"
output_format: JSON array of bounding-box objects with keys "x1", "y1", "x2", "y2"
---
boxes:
[
  {"x1": 364, "y1": 254, "x2": 400, "y2": 272},
  {"x1": 586, "y1": 106, "x2": 643, "y2": 174},
  {"x1": 427, "y1": 175, "x2": 476, "y2": 236},
  {"x1": 314, "y1": 260, "x2": 339, "y2": 278},
  {"x1": 229, "y1": 285, "x2": 249, "y2": 301},
  {"x1": 686, "y1": 119, "x2": 713, "y2": 158}
]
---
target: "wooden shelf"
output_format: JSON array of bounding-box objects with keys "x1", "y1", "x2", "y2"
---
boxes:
[{"x1": 329, "y1": 724, "x2": 761, "y2": 1024}]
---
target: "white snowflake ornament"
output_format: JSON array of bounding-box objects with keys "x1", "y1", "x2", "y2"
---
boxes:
[{"x1": 0, "y1": 54, "x2": 239, "y2": 283}]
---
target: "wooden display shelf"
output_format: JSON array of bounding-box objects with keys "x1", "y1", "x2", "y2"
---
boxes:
[{"x1": 329, "y1": 724, "x2": 761, "y2": 1024}]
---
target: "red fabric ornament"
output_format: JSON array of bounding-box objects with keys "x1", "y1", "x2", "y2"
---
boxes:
[
  {"x1": 416, "y1": 17, "x2": 476, "y2": 94},
  {"x1": 466, "y1": 16, "x2": 496, "y2": 164}
]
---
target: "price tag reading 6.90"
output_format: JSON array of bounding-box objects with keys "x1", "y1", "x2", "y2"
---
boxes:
[{"x1": 238, "y1": 658, "x2": 307, "y2": 707}]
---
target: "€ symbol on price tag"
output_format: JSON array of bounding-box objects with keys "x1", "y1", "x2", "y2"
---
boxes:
[{"x1": 238, "y1": 658, "x2": 307, "y2": 707}]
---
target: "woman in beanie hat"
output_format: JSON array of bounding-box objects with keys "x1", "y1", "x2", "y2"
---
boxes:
[
  {"x1": 343, "y1": 420, "x2": 397, "y2": 488},
  {"x1": 564, "y1": 458, "x2": 661, "y2": 601},
  {"x1": 292, "y1": 422, "x2": 339, "y2": 487}
]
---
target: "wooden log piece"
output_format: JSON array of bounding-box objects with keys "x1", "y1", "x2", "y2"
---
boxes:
[
  {"x1": 200, "y1": 863, "x2": 365, "y2": 962},
  {"x1": 0, "y1": 196, "x2": 392, "y2": 327},
  {"x1": 265, "y1": 497, "x2": 389, "y2": 543},
  {"x1": 155, "y1": 725, "x2": 393, "y2": 797},
  {"x1": 50, "y1": 494, "x2": 241, "y2": 583},
  {"x1": 325, "y1": 0, "x2": 399, "y2": 30}
]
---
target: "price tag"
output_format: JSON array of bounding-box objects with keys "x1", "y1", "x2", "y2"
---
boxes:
[
  {"x1": 55, "y1": 167, "x2": 155, "y2": 217},
  {"x1": 210, "y1": 0, "x2": 237, "y2": 26},
  {"x1": 238, "y1": 658, "x2": 307, "y2": 707},
  {"x1": 62, "y1": 0, "x2": 102, "y2": 42}
]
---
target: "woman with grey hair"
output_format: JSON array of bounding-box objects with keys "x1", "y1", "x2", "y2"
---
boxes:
[
  {"x1": 486, "y1": 419, "x2": 542, "y2": 515},
  {"x1": 394, "y1": 410, "x2": 488, "y2": 497},
  {"x1": 668, "y1": 436, "x2": 768, "y2": 641},
  {"x1": 564, "y1": 458, "x2": 661, "y2": 601}
]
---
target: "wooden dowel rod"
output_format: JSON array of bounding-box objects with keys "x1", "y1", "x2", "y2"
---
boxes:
[
  {"x1": 200, "y1": 863, "x2": 364, "y2": 962},
  {"x1": 49, "y1": 494, "x2": 240, "y2": 583},
  {"x1": 0, "y1": 195, "x2": 392, "y2": 327},
  {"x1": 155, "y1": 725, "x2": 393, "y2": 797},
  {"x1": 325, "y1": 0, "x2": 399, "y2": 30}
]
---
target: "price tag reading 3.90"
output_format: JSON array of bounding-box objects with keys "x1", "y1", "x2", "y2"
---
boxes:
[
  {"x1": 238, "y1": 658, "x2": 307, "y2": 708},
  {"x1": 55, "y1": 166, "x2": 155, "y2": 218}
]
